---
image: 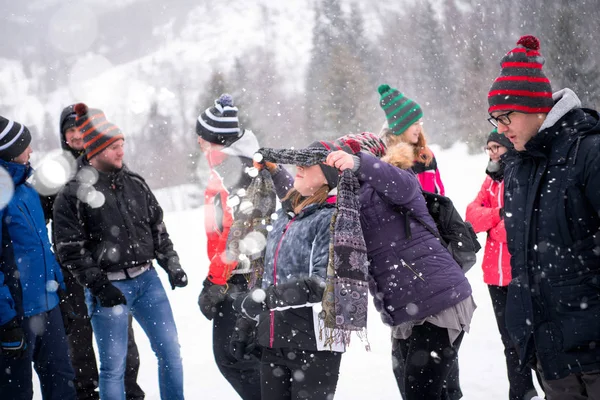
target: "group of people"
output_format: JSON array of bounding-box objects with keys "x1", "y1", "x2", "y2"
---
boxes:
[{"x1": 1, "y1": 34, "x2": 599, "y2": 400}]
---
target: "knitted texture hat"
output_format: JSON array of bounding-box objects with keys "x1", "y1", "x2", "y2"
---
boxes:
[
  {"x1": 257, "y1": 142, "x2": 369, "y2": 346},
  {"x1": 487, "y1": 129, "x2": 513, "y2": 149},
  {"x1": 196, "y1": 94, "x2": 242, "y2": 146},
  {"x1": 74, "y1": 103, "x2": 124, "y2": 160},
  {"x1": 335, "y1": 132, "x2": 387, "y2": 158},
  {"x1": 488, "y1": 35, "x2": 553, "y2": 114},
  {"x1": 0, "y1": 116, "x2": 32, "y2": 162},
  {"x1": 378, "y1": 84, "x2": 423, "y2": 136}
]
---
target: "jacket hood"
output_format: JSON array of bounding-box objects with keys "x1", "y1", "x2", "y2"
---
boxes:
[
  {"x1": 539, "y1": 88, "x2": 582, "y2": 132},
  {"x1": 380, "y1": 142, "x2": 414, "y2": 170},
  {"x1": 222, "y1": 129, "x2": 260, "y2": 159}
]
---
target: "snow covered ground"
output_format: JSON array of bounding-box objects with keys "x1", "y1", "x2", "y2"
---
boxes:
[{"x1": 34, "y1": 143, "x2": 545, "y2": 399}]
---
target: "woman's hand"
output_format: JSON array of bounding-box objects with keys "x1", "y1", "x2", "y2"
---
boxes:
[
  {"x1": 253, "y1": 160, "x2": 277, "y2": 172},
  {"x1": 325, "y1": 150, "x2": 354, "y2": 171}
]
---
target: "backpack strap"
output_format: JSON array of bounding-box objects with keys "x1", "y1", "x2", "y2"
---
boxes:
[{"x1": 393, "y1": 203, "x2": 446, "y2": 246}]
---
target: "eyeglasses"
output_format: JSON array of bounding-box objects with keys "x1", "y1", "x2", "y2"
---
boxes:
[
  {"x1": 487, "y1": 111, "x2": 514, "y2": 128},
  {"x1": 483, "y1": 144, "x2": 504, "y2": 154}
]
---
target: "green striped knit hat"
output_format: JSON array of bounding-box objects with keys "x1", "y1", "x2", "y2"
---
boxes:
[{"x1": 378, "y1": 84, "x2": 423, "y2": 136}]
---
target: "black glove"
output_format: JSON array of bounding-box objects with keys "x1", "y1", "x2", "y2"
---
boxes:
[
  {"x1": 91, "y1": 282, "x2": 127, "y2": 308},
  {"x1": 0, "y1": 318, "x2": 27, "y2": 359},
  {"x1": 229, "y1": 316, "x2": 259, "y2": 362},
  {"x1": 168, "y1": 266, "x2": 188, "y2": 290},
  {"x1": 198, "y1": 279, "x2": 227, "y2": 320},
  {"x1": 57, "y1": 289, "x2": 77, "y2": 335},
  {"x1": 499, "y1": 207, "x2": 505, "y2": 219},
  {"x1": 231, "y1": 289, "x2": 266, "y2": 321}
]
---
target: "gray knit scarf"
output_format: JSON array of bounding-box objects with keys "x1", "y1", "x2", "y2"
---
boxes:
[
  {"x1": 257, "y1": 146, "x2": 369, "y2": 346},
  {"x1": 226, "y1": 168, "x2": 276, "y2": 289}
]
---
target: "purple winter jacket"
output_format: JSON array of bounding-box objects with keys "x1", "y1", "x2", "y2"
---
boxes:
[{"x1": 356, "y1": 146, "x2": 472, "y2": 326}]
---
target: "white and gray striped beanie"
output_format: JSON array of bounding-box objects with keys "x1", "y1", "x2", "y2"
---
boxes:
[
  {"x1": 196, "y1": 93, "x2": 243, "y2": 146},
  {"x1": 0, "y1": 116, "x2": 32, "y2": 161}
]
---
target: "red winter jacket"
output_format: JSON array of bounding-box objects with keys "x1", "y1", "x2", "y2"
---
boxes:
[
  {"x1": 412, "y1": 155, "x2": 445, "y2": 195},
  {"x1": 203, "y1": 130, "x2": 258, "y2": 285},
  {"x1": 465, "y1": 176, "x2": 511, "y2": 286}
]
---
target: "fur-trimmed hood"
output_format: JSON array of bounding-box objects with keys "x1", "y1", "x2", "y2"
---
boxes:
[{"x1": 381, "y1": 142, "x2": 414, "y2": 170}]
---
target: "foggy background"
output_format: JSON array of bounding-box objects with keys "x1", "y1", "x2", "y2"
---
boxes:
[{"x1": 1, "y1": 0, "x2": 599, "y2": 191}]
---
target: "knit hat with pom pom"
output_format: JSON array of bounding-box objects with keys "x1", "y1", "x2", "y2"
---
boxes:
[
  {"x1": 74, "y1": 103, "x2": 124, "y2": 160},
  {"x1": 378, "y1": 84, "x2": 423, "y2": 136},
  {"x1": 196, "y1": 93, "x2": 242, "y2": 146},
  {"x1": 0, "y1": 116, "x2": 32, "y2": 162},
  {"x1": 488, "y1": 35, "x2": 553, "y2": 114}
]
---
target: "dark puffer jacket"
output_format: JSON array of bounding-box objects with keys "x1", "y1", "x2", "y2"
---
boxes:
[
  {"x1": 355, "y1": 144, "x2": 471, "y2": 326},
  {"x1": 502, "y1": 89, "x2": 600, "y2": 380},
  {"x1": 256, "y1": 198, "x2": 335, "y2": 351},
  {"x1": 53, "y1": 156, "x2": 180, "y2": 290}
]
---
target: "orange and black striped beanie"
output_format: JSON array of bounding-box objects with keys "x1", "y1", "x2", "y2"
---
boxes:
[
  {"x1": 488, "y1": 35, "x2": 553, "y2": 114},
  {"x1": 74, "y1": 103, "x2": 124, "y2": 160}
]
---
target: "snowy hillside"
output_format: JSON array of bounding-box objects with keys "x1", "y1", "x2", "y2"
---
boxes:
[{"x1": 32, "y1": 144, "x2": 544, "y2": 399}]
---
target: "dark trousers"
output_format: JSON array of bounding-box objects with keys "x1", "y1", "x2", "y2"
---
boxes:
[
  {"x1": 0, "y1": 306, "x2": 76, "y2": 400},
  {"x1": 63, "y1": 270, "x2": 145, "y2": 400},
  {"x1": 213, "y1": 295, "x2": 261, "y2": 400},
  {"x1": 260, "y1": 347, "x2": 342, "y2": 400},
  {"x1": 538, "y1": 370, "x2": 600, "y2": 400},
  {"x1": 488, "y1": 284, "x2": 539, "y2": 400},
  {"x1": 393, "y1": 345, "x2": 462, "y2": 400},
  {"x1": 392, "y1": 322, "x2": 464, "y2": 400}
]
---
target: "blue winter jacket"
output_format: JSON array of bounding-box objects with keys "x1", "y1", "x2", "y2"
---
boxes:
[
  {"x1": 503, "y1": 89, "x2": 600, "y2": 380},
  {"x1": 256, "y1": 174, "x2": 336, "y2": 351},
  {"x1": 0, "y1": 159, "x2": 64, "y2": 326}
]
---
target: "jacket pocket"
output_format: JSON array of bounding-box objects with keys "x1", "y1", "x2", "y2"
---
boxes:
[{"x1": 549, "y1": 276, "x2": 600, "y2": 351}]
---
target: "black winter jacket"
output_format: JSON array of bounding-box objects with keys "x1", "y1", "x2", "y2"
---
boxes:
[
  {"x1": 53, "y1": 157, "x2": 180, "y2": 290},
  {"x1": 503, "y1": 90, "x2": 600, "y2": 380}
]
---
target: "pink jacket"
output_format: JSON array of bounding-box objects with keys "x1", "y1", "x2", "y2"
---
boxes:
[{"x1": 465, "y1": 176, "x2": 511, "y2": 286}]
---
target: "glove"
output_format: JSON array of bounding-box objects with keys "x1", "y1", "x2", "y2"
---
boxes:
[
  {"x1": 0, "y1": 318, "x2": 27, "y2": 359},
  {"x1": 198, "y1": 278, "x2": 227, "y2": 320},
  {"x1": 91, "y1": 282, "x2": 127, "y2": 308},
  {"x1": 231, "y1": 289, "x2": 266, "y2": 321},
  {"x1": 57, "y1": 289, "x2": 77, "y2": 335},
  {"x1": 253, "y1": 160, "x2": 278, "y2": 173},
  {"x1": 167, "y1": 266, "x2": 188, "y2": 290},
  {"x1": 499, "y1": 207, "x2": 505, "y2": 219},
  {"x1": 229, "y1": 316, "x2": 260, "y2": 362}
]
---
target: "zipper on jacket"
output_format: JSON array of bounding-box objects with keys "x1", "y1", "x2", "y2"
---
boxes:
[
  {"x1": 19, "y1": 203, "x2": 51, "y2": 311},
  {"x1": 401, "y1": 259, "x2": 425, "y2": 282},
  {"x1": 497, "y1": 184, "x2": 504, "y2": 285},
  {"x1": 270, "y1": 216, "x2": 296, "y2": 348}
]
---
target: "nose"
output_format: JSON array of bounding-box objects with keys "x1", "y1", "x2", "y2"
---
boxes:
[{"x1": 497, "y1": 123, "x2": 509, "y2": 134}]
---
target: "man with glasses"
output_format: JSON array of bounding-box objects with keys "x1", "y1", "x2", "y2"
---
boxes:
[{"x1": 488, "y1": 35, "x2": 600, "y2": 399}]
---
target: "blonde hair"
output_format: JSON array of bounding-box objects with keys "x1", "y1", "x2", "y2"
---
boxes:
[
  {"x1": 283, "y1": 185, "x2": 331, "y2": 214},
  {"x1": 379, "y1": 122, "x2": 433, "y2": 166}
]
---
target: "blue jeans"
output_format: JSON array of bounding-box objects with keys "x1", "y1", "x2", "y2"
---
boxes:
[
  {"x1": 0, "y1": 306, "x2": 76, "y2": 400},
  {"x1": 85, "y1": 268, "x2": 184, "y2": 400}
]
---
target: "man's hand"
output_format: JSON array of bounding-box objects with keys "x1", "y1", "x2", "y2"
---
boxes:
[
  {"x1": 198, "y1": 279, "x2": 227, "y2": 320},
  {"x1": 168, "y1": 266, "x2": 188, "y2": 290},
  {"x1": 91, "y1": 283, "x2": 127, "y2": 308},
  {"x1": 57, "y1": 289, "x2": 78, "y2": 335},
  {"x1": 0, "y1": 318, "x2": 26, "y2": 359}
]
